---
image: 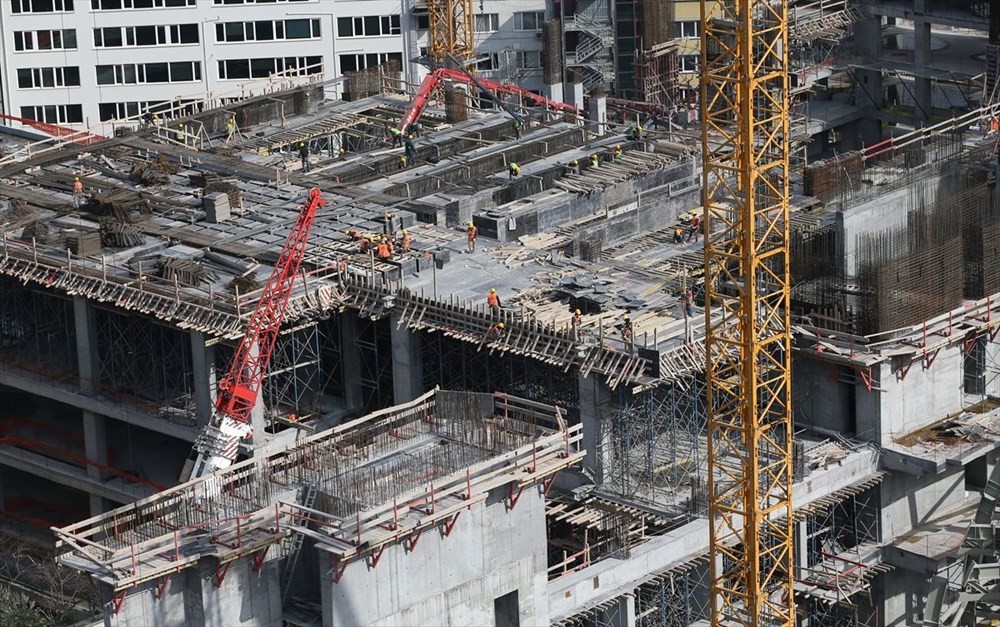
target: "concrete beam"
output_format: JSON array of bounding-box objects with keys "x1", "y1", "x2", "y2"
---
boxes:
[
  {"x1": 73, "y1": 296, "x2": 98, "y2": 394},
  {"x1": 390, "y1": 316, "x2": 421, "y2": 404},
  {"x1": 190, "y1": 331, "x2": 216, "y2": 426},
  {"x1": 881, "y1": 447, "x2": 942, "y2": 477},
  {"x1": 0, "y1": 367, "x2": 199, "y2": 442},
  {"x1": 865, "y1": 1, "x2": 989, "y2": 32},
  {"x1": 0, "y1": 446, "x2": 153, "y2": 504}
]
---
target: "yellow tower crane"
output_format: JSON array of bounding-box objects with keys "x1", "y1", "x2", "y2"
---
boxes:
[
  {"x1": 426, "y1": 0, "x2": 475, "y2": 68},
  {"x1": 700, "y1": 0, "x2": 794, "y2": 624}
]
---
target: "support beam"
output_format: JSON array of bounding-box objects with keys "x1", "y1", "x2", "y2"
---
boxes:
[
  {"x1": 73, "y1": 297, "x2": 98, "y2": 395},
  {"x1": 578, "y1": 374, "x2": 613, "y2": 483},
  {"x1": 339, "y1": 312, "x2": 364, "y2": 413},
  {"x1": 390, "y1": 317, "x2": 421, "y2": 404},
  {"x1": 190, "y1": 331, "x2": 216, "y2": 427}
]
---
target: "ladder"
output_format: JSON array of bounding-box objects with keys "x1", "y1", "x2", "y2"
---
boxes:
[{"x1": 281, "y1": 483, "x2": 317, "y2": 604}]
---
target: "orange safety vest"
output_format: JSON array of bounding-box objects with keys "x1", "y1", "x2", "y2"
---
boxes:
[
  {"x1": 360, "y1": 240, "x2": 370, "y2": 253},
  {"x1": 377, "y1": 242, "x2": 390, "y2": 259},
  {"x1": 487, "y1": 293, "x2": 500, "y2": 307},
  {"x1": 402, "y1": 235, "x2": 412, "y2": 251},
  {"x1": 73, "y1": 180, "x2": 83, "y2": 193},
  {"x1": 468, "y1": 226, "x2": 477, "y2": 240}
]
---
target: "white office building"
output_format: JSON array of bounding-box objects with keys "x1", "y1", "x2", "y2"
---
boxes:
[{"x1": 0, "y1": 0, "x2": 549, "y2": 137}]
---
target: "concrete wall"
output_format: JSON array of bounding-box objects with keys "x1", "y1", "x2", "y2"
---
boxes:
[
  {"x1": 876, "y1": 345, "x2": 965, "y2": 443},
  {"x1": 103, "y1": 555, "x2": 282, "y2": 627},
  {"x1": 320, "y1": 486, "x2": 549, "y2": 626},
  {"x1": 791, "y1": 356, "x2": 855, "y2": 435},
  {"x1": 879, "y1": 463, "x2": 967, "y2": 545}
]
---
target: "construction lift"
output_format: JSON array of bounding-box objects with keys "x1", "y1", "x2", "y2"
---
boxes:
[
  {"x1": 180, "y1": 188, "x2": 327, "y2": 482},
  {"x1": 701, "y1": 0, "x2": 795, "y2": 624}
]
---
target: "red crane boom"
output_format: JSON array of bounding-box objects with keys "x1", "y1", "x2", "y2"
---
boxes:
[{"x1": 183, "y1": 188, "x2": 326, "y2": 480}]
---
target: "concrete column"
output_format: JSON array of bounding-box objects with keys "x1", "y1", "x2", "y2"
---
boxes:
[
  {"x1": 854, "y1": 16, "x2": 884, "y2": 146},
  {"x1": 339, "y1": 312, "x2": 364, "y2": 413},
  {"x1": 248, "y1": 342, "x2": 267, "y2": 446},
  {"x1": 578, "y1": 374, "x2": 613, "y2": 483},
  {"x1": 912, "y1": 4, "x2": 932, "y2": 125},
  {"x1": 72, "y1": 296, "x2": 99, "y2": 394},
  {"x1": 390, "y1": 317, "x2": 421, "y2": 404},
  {"x1": 544, "y1": 82, "x2": 564, "y2": 105},
  {"x1": 190, "y1": 331, "x2": 216, "y2": 426},
  {"x1": 588, "y1": 94, "x2": 607, "y2": 136},
  {"x1": 565, "y1": 79, "x2": 585, "y2": 110},
  {"x1": 83, "y1": 410, "x2": 108, "y2": 516}
]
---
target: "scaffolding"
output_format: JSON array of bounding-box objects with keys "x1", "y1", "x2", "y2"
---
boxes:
[{"x1": 53, "y1": 389, "x2": 583, "y2": 614}]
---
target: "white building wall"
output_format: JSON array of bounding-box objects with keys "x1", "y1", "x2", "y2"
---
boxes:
[{"x1": 0, "y1": 0, "x2": 412, "y2": 136}]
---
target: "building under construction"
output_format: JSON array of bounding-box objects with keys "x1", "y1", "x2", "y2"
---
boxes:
[{"x1": 0, "y1": 1, "x2": 998, "y2": 624}]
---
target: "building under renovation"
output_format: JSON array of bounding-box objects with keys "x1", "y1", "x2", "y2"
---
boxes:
[{"x1": 0, "y1": 0, "x2": 997, "y2": 625}]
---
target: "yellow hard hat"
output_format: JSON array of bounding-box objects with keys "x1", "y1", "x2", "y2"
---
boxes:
[
  {"x1": 575, "y1": 309, "x2": 581, "y2": 314},
  {"x1": 498, "y1": 323, "x2": 505, "y2": 329},
  {"x1": 178, "y1": 124, "x2": 184, "y2": 128},
  {"x1": 408, "y1": 134, "x2": 414, "y2": 139},
  {"x1": 490, "y1": 288, "x2": 496, "y2": 293},
  {"x1": 637, "y1": 125, "x2": 643, "y2": 131},
  {"x1": 402, "y1": 230, "x2": 408, "y2": 235},
  {"x1": 74, "y1": 176, "x2": 80, "y2": 181},
  {"x1": 299, "y1": 142, "x2": 304, "y2": 147},
  {"x1": 570, "y1": 160, "x2": 578, "y2": 165},
  {"x1": 468, "y1": 221, "x2": 474, "y2": 227},
  {"x1": 343, "y1": 229, "x2": 350, "y2": 235},
  {"x1": 591, "y1": 154, "x2": 598, "y2": 159},
  {"x1": 615, "y1": 144, "x2": 621, "y2": 149}
]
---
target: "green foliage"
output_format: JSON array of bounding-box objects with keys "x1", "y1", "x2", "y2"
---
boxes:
[{"x1": 0, "y1": 581, "x2": 50, "y2": 627}]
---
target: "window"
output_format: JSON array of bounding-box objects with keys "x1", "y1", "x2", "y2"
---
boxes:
[
  {"x1": 213, "y1": 0, "x2": 308, "y2": 4},
  {"x1": 416, "y1": 13, "x2": 429, "y2": 30},
  {"x1": 336, "y1": 15, "x2": 400, "y2": 38},
  {"x1": 95, "y1": 24, "x2": 197, "y2": 47},
  {"x1": 218, "y1": 56, "x2": 323, "y2": 79},
  {"x1": 679, "y1": 55, "x2": 699, "y2": 72},
  {"x1": 676, "y1": 20, "x2": 700, "y2": 38},
  {"x1": 20, "y1": 104, "x2": 83, "y2": 124},
  {"x1": 91, "y1": 0, "x2": 194, "y2": 8},
  {"x1": 494, "y1": 591, "x2": 520, "y2": 627},
  {"x1": 513, "y1": 11, "x2": 544, "y2": 31},
  {"x1": 338, "y1": 52, "x2": 402, "y2": 73},
  {"x1": 516, "y1": 50, "x2": 541, "y2": 69},
  {"x1": 98, "y1": 101, "x2": 168, "y2": 121},
  {"x1": 476, "y1": 52, "x2": 499, "y2": 71},
  {"x1": 14, "y1": 29, "x2": 77, "y2": 51},
  {"x1": 17, "y1": 66, "x2": 80, "y2": 89},
  {"x1": 95, "y1": 61, "x2": 201, "y2": 85},
  {"x1": 474, "y1": 13, "x2": 499, "y2": 33},
  {"x1": 12, "y1": 0, "x2": 74, "y2": 12},
  {"x1": 217, "y1": 19, "x2": 320, "y2": 43}
]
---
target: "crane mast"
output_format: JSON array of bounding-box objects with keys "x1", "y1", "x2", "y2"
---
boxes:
[
  {"x1": 183, "y1": 188, "x2": 327, "y2": 481},
  {"x1": 701, "y1": 0, "x2": 794, "y2": 624}
]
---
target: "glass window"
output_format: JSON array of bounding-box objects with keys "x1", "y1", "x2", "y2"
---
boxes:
[
  {"x1": 96, "y1": 65, "x2": 115, "y2": 84},
  {"x1": 288, "y1": 19, "x2": 312, "y2": 39},
  {"x1": 224, "y1": 22, "x2": 245, "y2": 42},
  {"x1": 364, "y1": 16, "x2": 379, "y2": 36},
  {"x1": 145, "y1": 62, "x2": 169, "y2": 83},
  {"x1": 170, "y1": 61, "x2": 194, "y2": 81}
]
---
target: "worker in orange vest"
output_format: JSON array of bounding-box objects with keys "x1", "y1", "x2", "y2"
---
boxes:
[
  {"x1": 487, "y1": 321, "x2": 505, "y2": 340},
  {"x1": 360, "y1": 237, "x2": 372, "y2": 254},
  {"x1": 467, "y1": 221, "x2": 478, "y2": 253},
  {"x1": 400, "y1": 230, "x2": 412, "y2": 252},
  {"x1": 572, "y1": 309, "x2": 582, "y2": 339},
  {"x1": 487, "y1": 288, "x2": 501, "y2": 311},
  {"x1": 377, "y1": 237, "x2": 391, "y2": 260},
  {"x1": 72, "y1": 176, "x2": 85, "y2": 208}
]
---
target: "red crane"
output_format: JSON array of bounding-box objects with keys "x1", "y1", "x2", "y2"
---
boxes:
[
  {"x1": 398, "y1": 67, "x2": 578, "y2": 133},
  {"x1": 182, "y1": 188, "x2": 327, "y2": 481}
]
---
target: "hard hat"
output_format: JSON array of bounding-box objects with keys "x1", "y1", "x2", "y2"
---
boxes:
[
  {"x1": 74, "y1": 176, "x2": 79, "y2": 181},
  {"x1": 498, "y1": 323, "x2": 505, "y2": 329},
  {"x1": 408, "y1": 134, "x2": 414, "y2": 139},
  {"x1": 490, "y1": 288, "x2": 496, "y2": 293},
  {"x1": 575, "y1": 309, "x2": 581, "y2": 314},
  {"x1": 178, "y1": 124, "x2": 184, "y2": 128},
  {"x1": 570, "y1": 160, "x2": 578, "y2": 165},
  {"x1": 615, "y1": 144, "x2": 621, "y2": 149},
  {"x1": 591, "y1": 154, "x2": 598, "y2": 159},
  {"x1": 402, "y1": 230, "x2": 408, "y2": 235},
  {"x1": 343, "y1": 229, "x2": 350, "y2": 235},
  {"x1": 299, "y1": 142, "x2": 304, "y2": 147},
  {"x1": 468, "y1": 221, "x2": 474, "y2": 227}
]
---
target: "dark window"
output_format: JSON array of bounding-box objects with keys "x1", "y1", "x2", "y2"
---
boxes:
[
  {"x1": 255, "y1": 21, "x2": 274, "y2": 40},
  {"x1": 63, "y1": 30, "x2": 77, "y2": 49},
  {"x1": 364, "y1": 16, "x2": 379, "y2": 35},
  {"x1": 134, "y1": 25, "x2": 157, "y2": 45},
  {"x1": 288, "y1": 19, "x2": 312, "y2": 39},
  {"x1": 177, "y1": 24, "x2": 198, "y2": 43},
  {"x1": 340, "y1": 55, "x2": 358, "y2": 73},
  {"x1": 251, "y1": 58, "x2": 274, "y2": 78},
  {"x1": 99, "y1": 103, "x2": 117, "y2": 121},
  {"x1": 145, "y1": 62, "x2": 169, "y2": 83},
  {"x1": 65, "y1": 104, "x2": 83, "y2": 124},
  {"x1": 170, "y1": 61, "x2": 194, "y2": 81},
  {"x1": 103, "y1": 28, "x2": 124, "y2": 47},
  {"x1": 96, "y1": 65, "x2": 115, "y2": 85},
  {"x1": 16, "y1": 69, "x2": 32, "y2": 88},
  {"x1": 224, "y1": 22, "x2": 245, "y2": 42},
  {"x1": 494, "y1": 591, "x2": 520, "y2": 627},
  {"x1": 64, "y1": 66, "x2": 80, "y2": 86}
]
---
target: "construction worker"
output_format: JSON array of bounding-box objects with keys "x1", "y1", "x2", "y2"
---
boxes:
[
  {"x1": 360, "y1": 236, "x2": 372, "y2": 254},
  {"x1": 567, "y1": 159, "x2": 580, "y2": 175},
  {"x1": 626, "y1": 124, "x2": 642, "y2": 141},
  {"x1": 487, "y1": 321, "x2": 505, "y2": 341},
  {"x1": 389, "y1": 125, "x2": 403, "y2": 147},
  {"x1": 152, "y1": 113, "x2": 160, "y2": 127},
  {"x1": 400, "y1": 229, "x2": 412, "y2": 252},
  {"x1": 377, "y1": 237, "x2": 391, "y2": 261},
  {"x1": 467, "y1": 221, "x2": 478, "y2": 253},
  {"x1": 225, "y1": 117, "x2": 236, "y2": 143},
  {"x1": 512, "y1": 115, "x2": 523, "y2": 139},
  {"x1": 398, "y1": 155, "x2": 408, "y2": 169},
  {"x1": 72, "y1": 176, "x2": 84, "y2": 209},
  {"x1": 686, "y1": 214, "x2": 701, "y2": 243},
  {"x1": 339, "y1": 147, "x2": 346, "y2": 160},
  {"x1": 992, "y1": 117, "x2": 1000, "y2": 134},
  {"x1": 508, "y1": 162, "x2": 520, "y2": 179},
  {"x1": 589, "y1": 154, "x2": 600, "y2": 169},
  {"x1": 621, "y1": 315, "x2": 634, "y2": 350},
  {"x1": 298, "y1": 142, "x2": 310, "y2": 172},
  {"x1": 344, "y1": 228, "x2": 363, "y2": 241},
  {"x1": 487, "y1": 288, "x2": 501, "y2": 311},
  {"x1": 404, "y1": 134, "x2": 416, "y2": 166},
  {"x1": 673, "y1": 226, "x2": 684, "y2": 243},
  {"x1": 175, "y1": 123, "x2": 186, "y2": 143},
  {"x1": 572, "y1": 309, "x2": 582, "y2": 340},
  {"x1": 614, "y1": 144, "x2": 623, "y2": 160},
  {"x1": 382, "y1": 212, "x2": 395, "y2": 237}
]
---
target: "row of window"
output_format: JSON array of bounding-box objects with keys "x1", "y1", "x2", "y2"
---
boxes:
[
  {"x1": 97, "y1": 61, "x2": 202, "y2": 85},
  {"x1": 679, "y1": 55, "x2": 700, "y2": 72},
  {"x1": 337, "y1": 15, "x2": 401, "y2": 38},
  {"x1": 213, "y1": 0, "x2": 309, "y2": 3},
  {"x1": 12, "y1": 0, "x2": 73, "y2": 12},
  {"x1": 95, "y1": 24, "x2": 198, "y2": 47},
  {"x1": 339, "y1": 52, "x2": 402, "y2": 73},
  {"x1": 20, "y1": 104, "x2": 83, "y2": 124},
  {"x1": 473, "y1": 11, "x2": 546, "y2": 33},
  {"x1": 217, "y1": 56, "x2": 322, "y2": 79},
  {"x1": 14, "y1": 29, "x2": 76, "y2": 51},
  {"x1": 676, "y1": 21, "x2": 700, "y2": 38},
  {"x1": 475, "y1": 51, "x2": 540, "y2": 71},
  {"x1": 216, "y1": 19, "x2": 321, "y2": 43},
  {"x1": 17, "y1": 66, "x2": 80, "y2": 88},
  {"x1": 11, "y1": 0, "x2": 315, "y2": 12},
  {"x1": 91, "y1": 0, "x2": 193, "y2": 7}
]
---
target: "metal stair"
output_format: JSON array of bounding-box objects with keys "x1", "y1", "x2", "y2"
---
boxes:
[{"x1": 281, "y1": 483, "x2": 317, "y2": 604}]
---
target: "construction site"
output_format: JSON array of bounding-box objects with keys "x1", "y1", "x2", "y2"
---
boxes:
[{"x1": 0, "y1": 0, "x2": 996, "y2": 625}]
